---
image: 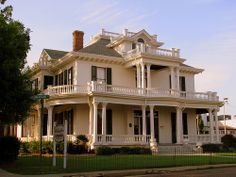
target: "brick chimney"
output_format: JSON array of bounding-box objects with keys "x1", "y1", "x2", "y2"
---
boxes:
[{"x1": 73, "y1": 30, "x2": 84, "y2": 51}]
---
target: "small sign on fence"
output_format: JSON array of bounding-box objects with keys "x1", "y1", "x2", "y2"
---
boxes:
[{"x1": 54, "y1": 125, "x2": 64, "y2": 142}]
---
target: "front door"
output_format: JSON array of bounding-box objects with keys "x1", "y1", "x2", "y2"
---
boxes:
[{"x1": 171, "y1": 112, "x2": 177, "y2": 143}]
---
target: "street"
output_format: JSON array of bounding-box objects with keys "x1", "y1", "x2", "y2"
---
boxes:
[{"x1": 126, "y1": 167, "x2": 236, "y2": 177}]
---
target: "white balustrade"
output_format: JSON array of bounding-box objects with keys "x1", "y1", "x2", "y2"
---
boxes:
[
  {"x1": 123, "y1": 45, "x2": 180, "y2": 59},
  {"x1": 96, "y1": 135, "x2": 151, "y2": 145},
  {"x1": 47, "y1": 82, "x2": 219, "y2": 101}
]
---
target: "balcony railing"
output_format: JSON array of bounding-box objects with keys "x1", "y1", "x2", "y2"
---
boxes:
[
  {"x1": 123, "y1": 44, "x2": 180, "y2": 60},
  {"x1": 47, "y1": 82, "x2": 219, "y2": 101}
]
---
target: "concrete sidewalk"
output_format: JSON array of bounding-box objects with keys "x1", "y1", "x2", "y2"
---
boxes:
[{"x1": 1, "y1": 164, "x2": 236, "y2": 177}]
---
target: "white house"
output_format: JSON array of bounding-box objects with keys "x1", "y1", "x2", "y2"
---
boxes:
[{"x1": 17, "y1": 29, "x2": 223, "y2": 151}]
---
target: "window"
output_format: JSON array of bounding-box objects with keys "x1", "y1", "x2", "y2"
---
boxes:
[
  {"x1": 54, "y1": 109, "x2": 73, "y2": 135},
  {"x1": 44, "y1": 76, "x2": 53, "y2": 89},
  {"x1": 132, "y1": 43, "x2": 136, "y2": 49},
  {"x1": 32, "y1": 78, "x2": 39, "y2": 90},
  {"x1": 68, "y1": 67, "x2": 73, "y2": 85},
  {"x1": 179, "y1": 76, "x2": 186, "y2": 97},
  {"x1": 106, "y1": 109, "x2": 112, "y2": 135},
  {"x1": 91, "y1": 66, "x2": 112, "y2": 84},
  {"x1": 54, "y1": 67, "x2": 73, "y2": 86},
  {"x1": 182, "y1": 113, "x2": 188, "y2": 135},
  {"x1": 97, "y1": 67, "x2": 106, "y2": 82},
  {"x1": 63, "y1": 70, "x2": 68, "y2": 85},
  {"x1": 179, "y1": 76, "x2": 186, "y2": 91},
  {"x1": 137, "y1": 38, "x2": 145, "y2": 43}
]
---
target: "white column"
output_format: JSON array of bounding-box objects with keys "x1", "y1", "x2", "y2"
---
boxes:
[
  {"x1": 214, "y1": 109, "x2": 220, "y2": 143},
  {"x1": 102, "y1": 103, "x2": 107, "y2": 135},
  {"x1": 176, "y1": 107, "x2": 183, "y2": 144},
  {"x1": 141, "y1": 63, "x2": 145, "y2": 89},
  {"x1": 142, "y1": 105, "x2": 146, "y2": 135},
  {"x1": 149, "y1": 105, "x2": 155, "y2": 141},
  {"x1": 209, "y1": 109, "x2": 214, "y2": 143},
  {"x1": 176, "y1": 67, "x2": 180, "y2": 90},
  {"x1": 136, "y1": 64, "x2": 141, "y2": 88},
  {"x1": 170, "y1": 67, "x2": 175, "y2": 90},
  {"x1": 93, "y1": 102, "x2": 98, "y2": 144},
  {"x1": 146, "y1": 64, "x2": 151, "y2": 89},
  {"x1": 47, "y1": 106, "x2": 53, "y2": 139},
  {"x1": 17, "y1": 124, "x2": 22, "y2": 138},
  {"x1": 88, "y1": 102, "x2": 93, "y2": 135}
]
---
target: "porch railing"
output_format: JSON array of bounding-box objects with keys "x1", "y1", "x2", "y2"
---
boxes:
[
  {"x1": 47, "y1": 82, "x2": 219, "y2": 102},
  {"x1": 96, "y1": 135, "x2": 151, "y2": 145}
]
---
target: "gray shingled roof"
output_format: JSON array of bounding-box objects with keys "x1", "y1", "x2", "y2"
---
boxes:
[
  {"x1": 79, "y1": 38, "x2": 122, "y2": 58},
  {"x1": 44, "y1": 49, "x2": 68, "y2": 59}
]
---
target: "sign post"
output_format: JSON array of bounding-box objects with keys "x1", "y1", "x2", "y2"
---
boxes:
[
  {"x1": 31, "y1": 93, "x2": 49, "y2": 157},
  {"x1": 64, "y1": 119, "x2": 68, "y2": 169}
]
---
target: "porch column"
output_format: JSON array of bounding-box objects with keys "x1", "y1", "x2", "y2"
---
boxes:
[
  {"x1": 89, "y1": 102, "x2": 93, "y2": 135},
  {"x1": 102, "y1": 103, "x2": 107, "y2": 135},
  {"x1": 146, "y1": 64, "x2": 151, "y2": 89},
  {"x1": 16, "y1": 124, "x2": 22, "y2": 138},
  {"x1": 176, "y1": 107, "x2": 183, "y2": 144},
  {"x1": 142, "y1": 105, "x2": 146, "y2": 135},
  {"x1": 170, "y1": 66, "x2": 175, "y2": 90},
  {"x1": 47, "y1": 106, "x2": 53, "y2": 140},
  {"x1": 141, "y1": 63, "x2": 145, "y2": 89},
  {"x1": 209, "y1": 108, "x2": 214, "y2": 143},
  {"x1": 176, "y1": 67, "x2": 180, "y2": 90},
  {"x1": 149, "y1": 105, "x2": 157, "y2": 151},
  {"x1": 149, "y1": 105, "x2": 155, "y2": 142},
  {"x1": 214, "y1": 109, "x2": 220, "y2": 143},
  {"x1": 136, "y1": 64, "x2": 141, "y2": 88},
  {"x1": 92, "y1": 102, "x2": 98, "y2": 144}
]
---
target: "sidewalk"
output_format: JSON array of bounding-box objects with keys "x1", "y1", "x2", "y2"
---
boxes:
[{"x1": 1, "y1": 164, "x2": 236, "y2": 177}]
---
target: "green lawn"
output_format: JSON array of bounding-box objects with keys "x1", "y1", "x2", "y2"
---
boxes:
[{"x1": 1, "y1": 154, "x2": 236, "y2": 175}]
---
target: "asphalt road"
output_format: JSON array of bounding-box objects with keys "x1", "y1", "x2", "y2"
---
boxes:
[{"x1": 127, "y1": 167, "x2": 236, "y2": 177}]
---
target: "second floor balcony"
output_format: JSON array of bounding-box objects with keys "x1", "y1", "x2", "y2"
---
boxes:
[
  {"x1": 47, "y1": 81, "x2": 219, "y2": 102},
  {"x1": 122, "y1": 44, "x2": 180, "y2": 61}
]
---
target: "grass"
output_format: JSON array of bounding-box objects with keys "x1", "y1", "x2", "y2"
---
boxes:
[{"x1": 1, "y1": 154, "x2": 236, "y2": 175}]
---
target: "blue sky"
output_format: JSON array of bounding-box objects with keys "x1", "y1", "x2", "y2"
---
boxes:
[{"x1": 6, "y1": 0, "x2": 236, "y2": 115}]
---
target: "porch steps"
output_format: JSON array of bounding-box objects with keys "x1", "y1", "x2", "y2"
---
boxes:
[{"x1": 157, "y1": 144, "x2": 202, "y2": 154}]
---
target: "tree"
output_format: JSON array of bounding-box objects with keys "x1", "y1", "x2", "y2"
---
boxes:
[{"x1": 0, "y1": 1, "x2": 35, "y2": 125}]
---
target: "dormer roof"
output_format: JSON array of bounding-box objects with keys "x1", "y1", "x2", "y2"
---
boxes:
[{"x1": 44, "y1": 49, "x2": 68, "y2": 60}]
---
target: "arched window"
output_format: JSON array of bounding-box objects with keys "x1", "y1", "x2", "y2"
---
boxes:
[{"x1": 137, "y1": 38, "x2": 145, "y2": 43}]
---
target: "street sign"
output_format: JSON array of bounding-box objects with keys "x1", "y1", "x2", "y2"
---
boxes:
[
  {"x1": 31, "y1": 93, "x2": 49, "y2": 100},
  {"x1": 54, "y1": 125, "x2": 64, "y2": 142}
]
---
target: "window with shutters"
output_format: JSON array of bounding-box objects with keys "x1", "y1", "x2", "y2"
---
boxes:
[{"x1": 91, "y1": 66, "x2": 112, "y2": 84}]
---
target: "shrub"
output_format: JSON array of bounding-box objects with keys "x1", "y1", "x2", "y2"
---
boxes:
[
  {"x1": 0, "y1": 136, "x2": 20, "y2": 162},
  {"x1": 119, "y1": 147, "x2": 151, "y2": 154},
  {"x1": 28, "y1": 141, "x2": 40, "y2": 153},
  {"x1": 95, "y1": 146, "x2": 115, "y2": 155},
  {"x1": 19, "y1": 142, "x2": 30, "y2": 154},
  {"x1": 221, "y1": 134, "x2": 236, "y2": 147},
  {"x1": 202, "y1": 144, "x2": 225, "y2": 152},
  {"x1": 67, "y1": 142, "x2": 87, "y2": 154}
]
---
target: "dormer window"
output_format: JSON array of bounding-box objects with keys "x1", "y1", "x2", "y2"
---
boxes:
[{"x1": 137, "y1": 38, "x2": 145, "y2": 43}]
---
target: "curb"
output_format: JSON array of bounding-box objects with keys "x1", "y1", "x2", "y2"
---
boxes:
[{"x1": 69, "y1": 164, "x2": 236, "y2": 177}]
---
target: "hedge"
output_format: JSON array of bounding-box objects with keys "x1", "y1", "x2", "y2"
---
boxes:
[{"x1": 0, "y1": 136, "x2": 20, "y2": 162}]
